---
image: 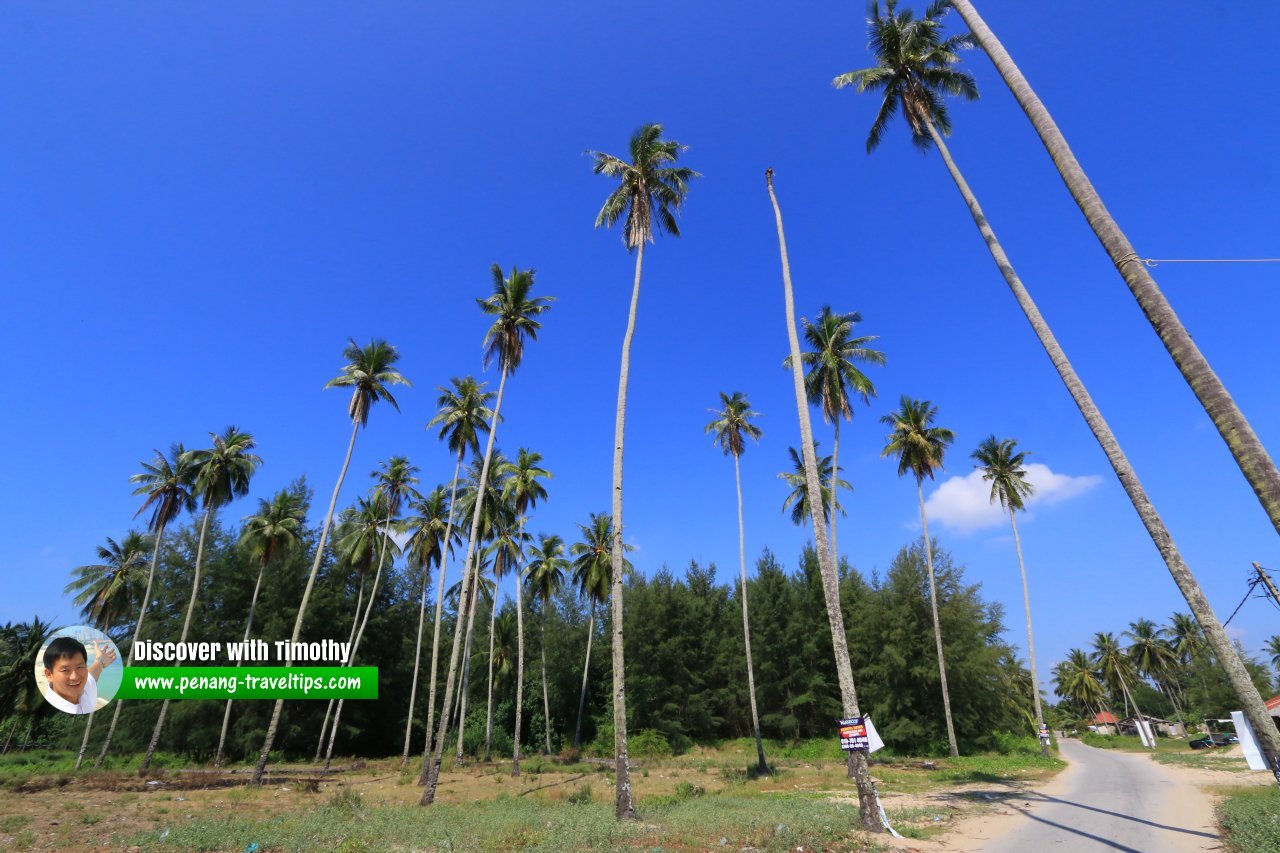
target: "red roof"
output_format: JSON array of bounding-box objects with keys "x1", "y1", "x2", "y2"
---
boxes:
[
  {"x1": 1094, "y1": 712, "x2": 1119, "y2": 724},
  {"x1": 1266, "y1": 694, "x2": 1280, "y2": 712}
]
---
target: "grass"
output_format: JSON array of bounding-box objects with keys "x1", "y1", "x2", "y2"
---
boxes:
[{"x1": 1218, "y1": 785, "x2": 1280, "y2": 853}]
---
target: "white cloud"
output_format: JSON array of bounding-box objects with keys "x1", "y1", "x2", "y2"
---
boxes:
[{"x1": 922, "y1": 463, "x2": 1102, "y2": 533}]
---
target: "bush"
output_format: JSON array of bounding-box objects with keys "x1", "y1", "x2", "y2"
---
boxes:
[
  {"x1": 992, "y1": 731, "x2": 1053, "y2": 756},
  {"x1": 1218, "y1": 786, "x2": 1280, "y2": 853},
  {"x1": 1080, "y1": 732, "x2": 1118, "y2": 749},
  {"x1": 629, "y1": 730, "x2": 673, "y2": 759}
]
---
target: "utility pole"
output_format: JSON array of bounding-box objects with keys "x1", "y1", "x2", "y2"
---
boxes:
[{"x1": 1253, "y1": 562, "x2": 1280, "y2": 610}]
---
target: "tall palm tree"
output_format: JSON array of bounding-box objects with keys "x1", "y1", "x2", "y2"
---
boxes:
[
  {"x1": 779, "y1": 443, "x2": 850, "y2": 529},
  {"x1": 401, "y1": 485, "x2": 460, "y2": 766},
  {"x1": 96, "y1": 446, "x2": 195, "y2": 767},
  {"x1": 881, "y1": 396, "x2": 958, "y2": 756},
  {"x1": 525, "y1": 534, "x2": 568, "y2": 755},
  {"x1": 1094, "y1": 631, "x2": 1152, "y2": 748},
  {"x1": 589, "y1": 123, "x2": 697, "y2": 821},
  {"x1": 1053, "y1": 648, "x2": 1106, "y2": 722},
  {"x1": 416, "y1": 377, "x2": 495, "y2": 767},
  {"x1": 482, "y1": 512, "x2": 527, "y2": 765},
  {"x1": 947, "y1": 0, "x2": 1280, "y2": 541},
  {"x1": 835, "y1": 1, "x2": 1280, "y2": 768},
  {"x1": 214, "y1": 486, "x2": 306, "y2": 767},
  {"x1": 421, "y1": 266, "x2": 551, "y2": 803},
  {"x1": 788, "y1": 307, "x2": 884, "y2": 562},
  {"x1": 254, "y1": 338, "x2": 409, "y2": 784},
  {"x1": 569, "y1": 513, "x2": 631, "y2": 750},
  {"x1": 706, "y1": 391, "x2": 769, "y2": 775},
  {"x1": 323, "y1": 458, "x2": 419, "y2": 769},
  {"x1": 971, "y1": 436, "x2": 1045, "y2": 754},
  {"x1": 497, "y1": 448, "x2": 551, "y2": 776},
  {"x1": 64, "y1": 531, "x2": 152, "y2": 767},
  {"x1": 142, "y1": 427, "x2": 260, "y2": 773},
  {"x1": 1126, "y1": 618, "x2": 1186, "y2": 735},
  {"x1": 765, "y1": 169, "x2": 880, "y2": 830}
]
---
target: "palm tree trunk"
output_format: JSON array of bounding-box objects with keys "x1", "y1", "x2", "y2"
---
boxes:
[
  {"x1": 215, "y1": 559, "x2": 267, "y2": 767},
  {"x1": 1008, "y1": 510, "x2": 1046, "y2": 756},
  {"x1": 1116, "y1": 671, "x2": 1152, "y2": 749},
  {"x1": 512, "y1": 518, "x2": 527, "y2": 777},
  {"x1": 254, "y1": 418, "x2": 361, "y2": 785},
  {"x1": 325, "y1": 513, "x2": 393, "y2": 770},
  {"x1": 141, "y1": 506, "x2": 213, "y2": 774},
  {"x1": 767, "y1": 169, "x2": 881, "y2": 832},
  {"x1": 417, "y1": 451, "x2": 465, "y2": 770},
  {"x1": 949, "y1": 0, "x2": 1280, "y2": 540},
  {"x1": 541, "y1": 610, "x2": 553, "y2": 755},
  {"x1": 829, "y1": 418, "x2": 840, "y2": 565},
  {"x1": 96, "y1": 521, "x2": 168, "y2": 767},
  {"x1": 484, "y1": 585, "x2": 498, "y2": 763},
  {"x1": 421, "y1": 368, "x2": 509, "y2": 801},
  {"x1": 608, "y1": 241, "x2": 644, "y2": 822},
  {"x1": 75, "y1": 712, "x2": 94, "y2": 770},
  {"x1": 919, "y1": 116, "x2": 1280, "y2": 779},
  {"x1": 917, "y1": 484, "x2": 959, "y2": 757},
  {"x1": 317, "y1": 569, "x2": 365, "y2": 761},
  {"x1": 734, "y1": 454, "x2": 768, "y2": 775},
  {"x1": 455, "y1": 574, "x2": 481, "y2": 762},
  {"x1": 574, "y1": 604, "x2": 595, "y2": 749},
  {"x1": 402, "y1": 561, "x2": 432, "y2": 768}
]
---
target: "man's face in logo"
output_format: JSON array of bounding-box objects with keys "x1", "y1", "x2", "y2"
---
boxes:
[{"x1": 45, "y1": 653, "x2": 88, "y2": 704}]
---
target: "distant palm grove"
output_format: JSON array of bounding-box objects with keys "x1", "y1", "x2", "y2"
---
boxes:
[{"x1": 5, "y1": 0, "x2": 1280, "y2": 829}]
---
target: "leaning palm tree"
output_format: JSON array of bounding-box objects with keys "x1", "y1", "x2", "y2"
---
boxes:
[
  {"x1": 881, "y1": 396, "x2": 958, "y2": 756},
  {"x1": 971, "y1": 436, "x2": 1045, "y2": 754},
  {"x1": 214, "y1": 486, "x2": 306, "y2": 766},
  {"x1": 1094, "y1": 632, "x2": 1152, "y2": 748},
  {"x1": 569, "y1": 513, "x2": 631, "y2": 749},
  {"x1": 589, "y1": 123, "x2": 697, "y2": 821},
  {"x1": 524, "y1": 534, "x2": 568, "y2": 755},
  {"x1": 948, "y1": 0, "x2": 1280, "y2": 541},
  {"x1": 142, "y1": 427, "x2": 260, "y2": 773},
  {"x1": 482, "y1": 513, "x2": 527, "y2": 765},
  {"x1": 497, "y1": 448, "x2": 551, "y2": 776},
  {"x1": 706, "y1": 391, "x2": 769, "y2": 775},
  {"x1": 254, "y1": 338, "x2": 409, "y2": 784},
  {"x1": 766, "y1": 169, "x2": 881, "y2": 831},
  {"x1": 421, "y1": 266, "x2": 551, "y2": 803},
  {"x1": 401, "y1": 485, "x2": 459, "y2": 766},
  {"x1": 835, "y1": 0, "x2": 1280, "y2": 767},
  {"x1": 779, "y1": 443, "x2": 850, "y2": 530},
  {"x1": 64, "y1": 530, "x2": 152, "y2": 768},
  {"x1": 787, "y1": 308, "x2": 884, "y2": 562},
  {"x1": 415, "y1": 377, "x2": 495, "y2": 767},
  {"x1": 96, "y1": 446, "x2": 195, "y2": 767},
  {"x1": 1126, "y1": 618, "x2": 1186, "y2": 736}
]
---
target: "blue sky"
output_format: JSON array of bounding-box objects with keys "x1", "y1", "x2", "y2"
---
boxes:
[{"x1": 3, "y1": 1, "x2": 1279, "y2": 697}]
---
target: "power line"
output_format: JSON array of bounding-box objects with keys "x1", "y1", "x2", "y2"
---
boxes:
[{"x1": 1143, "y1": 257, "x2": 1280, "y2": 267}]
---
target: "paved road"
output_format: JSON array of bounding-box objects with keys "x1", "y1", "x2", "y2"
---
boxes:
[{"x1": 974, "y1": 739, "x2": 1220, "y2": 852}]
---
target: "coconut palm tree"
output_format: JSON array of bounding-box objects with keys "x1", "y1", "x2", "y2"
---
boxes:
[
  {"x1": 142, "y1": 427, "x2": 260, "y2": 773},
  {"x1": 64, "y1": 530, "x2": 152, "y2": 767},
  {"x1": 254, "y1": 338, "x2": 409, "y2": 784},
  {"x1": 569, "y1": 513, "x2": 631, "y2": 750},
  {"x1": 971, "y1": 436, "x2": 1045, "y2": 753},
  {"x1": 834, "y1": 1, "x2": 1280, "y2": 769},
  {"x1": 1053, "y1": 648, "x2": 1106, "y2": 723},
  {"x1": 779, "y1": 443, "x2": 850, "y2": 529},
  {"x1": 706, "y1": 391, "x2": 769, "y2": 775},
  {"x1": 1094, "y1": 632, "x2": 1152, "y2": 747},
  {"x1": 497, "y1": 448, "x2": 551, "y2": 776},
  {"x1": 1126, "y1": 618, "x2": 1186, "y2": 735},
  {"x1": 881, "y1": 396, "x2": 957, "y2": 756},
  {"x1": 947, "y1": 0, "x2": 1280, "y2": 541},
  {"x1": 525, "y1": 534, "x2": 568, "y2": 755},
  {"x1": 787, "y1": 308, "x2": 884, "y2": 562},
  {"x1": 765, "y1": 169, "x2": 881, "y2": 830},
  {"x1": 401, "y1": 485, "x2": 460, "y2": 766},
  {"x1": 96, "y1": 446, "x2": 196, "y2": 767},
  {"x1": 482, "y1": 512, "x2": 528, "y2": 765},
  {"x1": 589, "y1": 123, "x2": 697, "y2": 821},
  {"x1": 415, "y1": 377, "x2": 495, "y2": 767},
  {"x1": 1268, "y1": 637, "x2": 1280, "y2": 675},
  {"x1": 0, "y1": 616, "x2": 57, "y2": 755},
  {"x1": 214, "y1": 486, "x2": 306, "y2": 767},
  {"x1": 421, "y1": 266, "x2": 551, "y2": 803}
]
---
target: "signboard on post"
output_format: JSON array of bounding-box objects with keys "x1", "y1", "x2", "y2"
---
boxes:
[{"x1": 838, "y1": 718, "x2": 869, "y2": 751}]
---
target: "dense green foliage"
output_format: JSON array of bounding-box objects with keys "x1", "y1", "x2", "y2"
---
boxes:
[{"x1": 1218, "y1": 786, "x2": 1280, "y2": 853}]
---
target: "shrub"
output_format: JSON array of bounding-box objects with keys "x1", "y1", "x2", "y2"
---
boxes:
[
  {"x1": 1218, "y1": 786, "x2": 1280, "y2": 853},
  {"x1": 629, "y1": 730, "x2": 672, "y2": 759}
]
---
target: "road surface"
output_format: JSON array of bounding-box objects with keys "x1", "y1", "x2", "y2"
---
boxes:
[{"x1": 951, "y1": 739, "x2": 1220, "y2": 852}]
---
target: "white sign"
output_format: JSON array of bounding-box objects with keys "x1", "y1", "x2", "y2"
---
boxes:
[
  {"x1": 1230, "y1": 711, "x2": 1269, "y2": 771},
  {"x1": 865, "y1": 716, "x2": 885, "y2": 754}
]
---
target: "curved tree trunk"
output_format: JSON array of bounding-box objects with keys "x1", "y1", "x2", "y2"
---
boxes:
[
  {"x1": 402, "y1": 558, "x2": 433, "y2": 766},
  {"x1": 733, "y1": 455, "x2": 768, "y2": 775},
  {"x1": 829, "y1": 418, "x2": 840, "y2": 566},
  {"x1": 96, "y1": 521, "x2": 168, "y2": 767},
  {"x1": 483, "y1": 584, "x2": 498, "y2": 763},
  {"x1": 456, "y1": 573, "x2": 482, "y2": 762},
  {"x1": 1008, "y1": 511, "x2": 1047, "y2": 755},
  {"x1": 317, "y1": 570, "x2": 365, "y2": 761},
  {"x1": 254, "y1": 418, "x2": 361, "y2": 785},
  {"x1": 949, "y1": 0, "x2": 1280, "y2": 541},
  {"x1": 917, "y1": 485, "x2": 958, "y2": 757},
  {"x1": 215, "y1": 559, "x2": 267, "y2": 767},
  {"x1": 767, "y1": 169, "x2": 881, "y2": 831},
  {"x1": 75, "y1": 712, "x2": 94, "y2": 770},
  {"x1": 417, "y1": 451, "x2": 465, "y2": 771},
  {"x1": 574, "y1": 605, "x2": 595, "y2": 749},
  {"x1": 421, "y1": 368, "x2": 509, "y2": 801},
  {"x1": 141, "y1": 507, "x2": 213, "y2": 774},
  {"x1": 512, "y1": 519, "x2": 527, "y2": 777},
  {"x1": 607, "y1": 241, "x2": 644, "y2": 821},
  {"x1": 919, "y1": 115, "x2": 1280, "y2": 778},
  {"x1": 540, "y1": 609, "x2": 553, "y2": 755}
]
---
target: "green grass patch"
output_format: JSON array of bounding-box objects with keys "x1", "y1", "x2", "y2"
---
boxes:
[
  {"x1": 1152, "y1": 749, "x2": 1253, "y2": 773},
  {"x1": 1218, "y1": 785, "x2": 1280, "y2": 853}
]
